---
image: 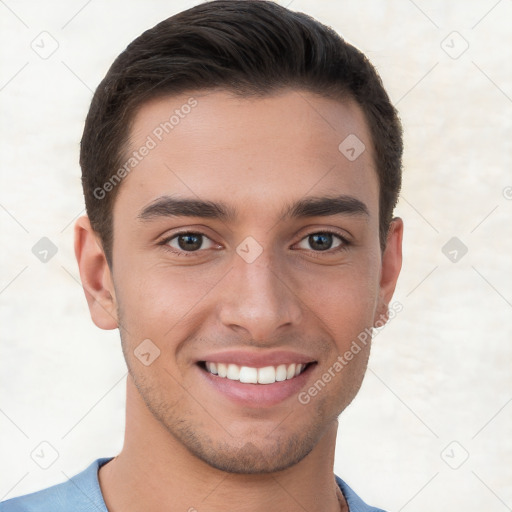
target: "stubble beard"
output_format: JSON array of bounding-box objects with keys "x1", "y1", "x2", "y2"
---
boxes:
[{"x1": 116, "y1": 303, "x2": 368, "y2": 475}]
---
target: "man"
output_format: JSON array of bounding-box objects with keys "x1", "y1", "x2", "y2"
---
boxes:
[{"x1": 0, "y1": 1, "x2": 403, "y2": 510}]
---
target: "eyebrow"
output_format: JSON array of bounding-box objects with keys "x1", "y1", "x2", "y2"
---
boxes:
[{"x1": 137, "y1": 194, "x2": 369, "y2": 222}]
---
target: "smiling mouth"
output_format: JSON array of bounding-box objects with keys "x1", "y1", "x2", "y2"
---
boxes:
[{"x1": 197, "y1": 361, "x2": 316, "y2": 384}]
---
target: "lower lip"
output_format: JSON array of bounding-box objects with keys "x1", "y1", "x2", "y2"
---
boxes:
[{"x1": 197, "y1": 363, "x2": 315, "y2": 408}]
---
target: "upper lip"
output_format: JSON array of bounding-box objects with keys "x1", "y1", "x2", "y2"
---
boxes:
[{"x1": 196, "y1": 350, "x2": 317, "y2": 368}]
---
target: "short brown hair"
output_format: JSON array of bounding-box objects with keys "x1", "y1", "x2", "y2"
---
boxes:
[{"x1": 80, "y1": 0, "x2": 403, "y2": 266}]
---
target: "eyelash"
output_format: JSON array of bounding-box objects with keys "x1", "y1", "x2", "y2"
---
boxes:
[{"x1": 158, "y1": 230, "x2": 351, "y2": 257}]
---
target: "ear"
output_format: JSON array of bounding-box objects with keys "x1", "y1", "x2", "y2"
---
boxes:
[
  {"x1": 373, "y1": 217, "x2": 403, "y2": 327},
  {"x1": 74, "y1": 216, "x2": 118, "y2": 330}
]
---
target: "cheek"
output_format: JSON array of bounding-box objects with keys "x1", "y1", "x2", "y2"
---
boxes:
[
  {"x1": 296, "y1": 257, "x2": 381, "y2": 340},
  {"x1": 300, "y1": 262, "x2": 379, "y2": 408},
  {"x1": 114, "y1": 260, "x2": 221, "y2": 344}
]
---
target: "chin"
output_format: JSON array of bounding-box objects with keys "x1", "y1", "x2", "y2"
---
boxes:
[{"x1": 179, "y1": 431, "x2": 318, "y2": 474}]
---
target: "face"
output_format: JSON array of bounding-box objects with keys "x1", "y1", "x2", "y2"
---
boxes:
[{"x1": 77, "y1": 89, "x2": 402, "y2": 474}]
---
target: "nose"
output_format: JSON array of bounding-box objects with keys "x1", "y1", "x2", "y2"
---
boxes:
[{"x1": 217, "y1": 247, "x2": 303, "y2": 344}]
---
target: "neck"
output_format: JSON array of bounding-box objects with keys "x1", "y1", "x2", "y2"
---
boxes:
[{"x1": 98, "y1": 376, "x2": 347, "y2": 512}]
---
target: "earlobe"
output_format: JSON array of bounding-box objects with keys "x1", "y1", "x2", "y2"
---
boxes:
[
  {"x1": 373, "y1": 217, "x2": 403, "y2": 328},
  {"x1": 74, "y1": 216, "x2": 118, "y2": 330}
]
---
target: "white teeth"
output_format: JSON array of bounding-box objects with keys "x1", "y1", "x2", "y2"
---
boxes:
[
  {"x1": 257, "y1": 366, "x2": 276, "y2": 384},
  {"x1": 203, "y1": 362, "x2": 309, "y2": 384},
  {"x1": 217, "y1": 362, "x2": 227, "y2": 378},
  {"x1": 275, "y1": 364, "x2": 287, "y2": 381},
  {"x1": 205, "y1": 362, "x2": 218, "y2": 375},
  {"x1": 226, "y1": 364, "x2": 240, "y2": 380},
  {"x1": 239, "y1": 366, "x2": 258, "y2": 384}
]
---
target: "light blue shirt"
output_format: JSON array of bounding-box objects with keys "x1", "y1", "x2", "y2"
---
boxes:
[{"x1": 0, "y1": 457, "x2": 387, "y2": 511}]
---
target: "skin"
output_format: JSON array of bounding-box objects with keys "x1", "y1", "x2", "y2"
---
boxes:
[{"x1": 74, "y1": 89, "x2": 403, "y2": 512}]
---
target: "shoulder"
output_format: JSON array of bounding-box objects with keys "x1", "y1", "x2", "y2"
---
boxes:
[
  {"x1": 335, "y1": 474, "x2": 388, "y2": 512},
  {"x1": 0, "y1": 458, "x2": 113, "y2": 512}
]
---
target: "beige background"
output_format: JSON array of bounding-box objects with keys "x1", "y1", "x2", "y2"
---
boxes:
[{"x1": 1, "y1": 1, "x2": 511, "y2": 511}]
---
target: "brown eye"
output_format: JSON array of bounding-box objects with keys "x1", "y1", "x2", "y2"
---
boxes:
[
  {"x1": 296, "y1": 231, "x2": 348, "y2": 253},
  {"x1": 164, "y1": 232, "x2": 216, "y2": 254},
  {"x1": 176, "y1": 233, "x2": 203, "y2": 251}
]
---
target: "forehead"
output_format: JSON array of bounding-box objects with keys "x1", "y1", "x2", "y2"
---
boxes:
[{"x1": 115, "y1": 89, "x2": 379, "y2": 225}]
